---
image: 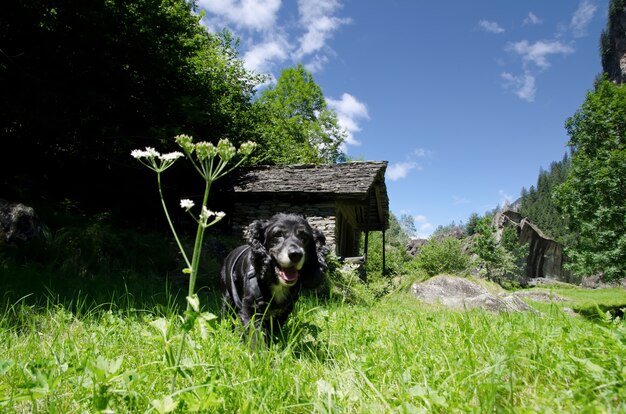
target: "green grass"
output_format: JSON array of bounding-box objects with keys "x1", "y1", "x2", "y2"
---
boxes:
[
  {"x1": 525, "y1": 285, "x2": 626, "y2": 321},
  {"x1": 1, "y1": 284, "x2": 625, "y2": 413}
]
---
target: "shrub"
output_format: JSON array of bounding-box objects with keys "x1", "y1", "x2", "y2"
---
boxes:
[{"x1": 416, "y1": 237, "x2": 469, "y2": 276}]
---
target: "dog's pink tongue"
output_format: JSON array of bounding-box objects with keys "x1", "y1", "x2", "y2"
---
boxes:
[{"x1": 280, "y1": 267, "x2": 299, "y2": 282}]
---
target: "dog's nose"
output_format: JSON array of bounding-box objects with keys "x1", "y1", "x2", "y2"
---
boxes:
[{"x1": 288, "y1": 249, "x2": 303, "y2": 263}]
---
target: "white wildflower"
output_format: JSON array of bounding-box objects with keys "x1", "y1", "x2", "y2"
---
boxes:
[
  {"x1": 144, "y1": 147, "x2": 160, "y2": 157},
  {"x1": 200, "y1": 206, "x2": 212, "y2": 221},
  {"x1": 159, "y1": 151, "x2": 184, "y2": 161},
  {"x1": 180, "y1": 199, "x2": 194, "y2": 210},
  {"x1": 199, "y1": 207, "x2": 225, "y2": 228},
  {"x1": 131, "y1": 149, "x2": 146, "y2": 159}
]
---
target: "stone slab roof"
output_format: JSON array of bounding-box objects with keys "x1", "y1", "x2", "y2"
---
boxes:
[{"x1": 224, "y1": 161, "x2": 389, "y2": 231}]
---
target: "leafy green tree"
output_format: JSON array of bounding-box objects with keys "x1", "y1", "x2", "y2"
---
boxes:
[
  {"x1": 1, "y1": 0, "x2": 262, "y2": 214},
  {"x1": 471, "y1": 217, "x2": 500, "y2": 280},
  {"x1": 554, "y1": 79, "x2": 626, "y2": 280},
  {"x1": 499, "y1": 226, "x2": 528, "y2": 281},
  {"x1": 253, "y1": 65, "x2": 346, "y2": 165},
  {"x1": 518, "y1": 153, "x2": 572, "y2": 244},
  {"x1": 416, "y1": 237, "x2": 469, "y2": 276},
  {"x1": 465, "y1": 212, "x2": 481, "y2": 236},
  {"x1": 471, "y1": 217, "x2": 525, "y2": 284}
]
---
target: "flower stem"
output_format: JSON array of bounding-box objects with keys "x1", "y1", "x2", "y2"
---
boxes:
[
  {"x1": 187, "y1": 178, "x2": 213, "y2": 309},
  {"x1": 157, "y1": 172, "x2": 191, "y2": 268}
]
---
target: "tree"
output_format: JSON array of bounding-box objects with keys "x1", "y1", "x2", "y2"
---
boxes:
[
  {"x1": 518, "y1": 153, "x2": 572, "y2": 244},
  {"x1": 554, "y1": 79, "x2": 626, "y2": 280},
  {"x1": 465, "y1": 212, "x2": 481, "y2": 236},
  {"x1": 399, "y1": 214, "x2": 417, "y2": 239},
  {"x1": 1, "y1": 0, "x2": 262, "y2": 215},
  {"x1": 253, "y1": 65, "x2": 346, "y2": 165},
  {"x1": 471, "y1": 217, "x2": 500, "y2": 280},
  {"x1": 471, "y1": 217, "x2": 525, "y2": 284}
]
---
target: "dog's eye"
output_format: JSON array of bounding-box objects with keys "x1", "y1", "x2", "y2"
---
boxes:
[
  {"x1": 297, "y1": 229, "x2": 311, "y2": 241},
  {"x1": 272, "y1": 230, "x2": 285, "y2": 240}
]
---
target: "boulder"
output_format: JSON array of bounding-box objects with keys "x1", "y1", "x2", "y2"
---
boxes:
[
  {"x1": 512, "y1": 291, "x2": 568, "y2": 303},
  {"x1": 406, "y1": 238, "x2": 428, "y2": 257},
  {"x1": 0, "y1": 199, "x2": 42, "y2": 245},
  {"x1": 411, "y1": 275, "x2": 539, "y2": 314}
]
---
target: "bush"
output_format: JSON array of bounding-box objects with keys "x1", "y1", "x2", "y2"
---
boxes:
[{"x1": 416, "y1": 237, "x2": 469, "y2": 276}]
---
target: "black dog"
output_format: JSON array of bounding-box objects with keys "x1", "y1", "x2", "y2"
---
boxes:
[{"x1": 220, "y1": 213, "x2": 329, "y2": 344}]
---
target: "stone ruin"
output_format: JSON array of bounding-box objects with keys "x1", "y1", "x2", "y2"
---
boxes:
[{"x1": 494, "y1": 208, "x2": 573, "y2": 283}]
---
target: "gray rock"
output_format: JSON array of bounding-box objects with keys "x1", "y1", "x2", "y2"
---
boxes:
[
  {"x1": 0, "y1": 199, "x2": 42, "y2": 244},
  {"x1": 513, "y1": 291, "x2": 568, "y2": 302},
  {"x1": 411, "y1": 275, "x2": 539, "y2": 314}
]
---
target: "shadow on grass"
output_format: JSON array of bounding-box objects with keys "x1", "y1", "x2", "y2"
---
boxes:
[{"x1": 575, "y1": 304, "x2": 626, "y2": 322}]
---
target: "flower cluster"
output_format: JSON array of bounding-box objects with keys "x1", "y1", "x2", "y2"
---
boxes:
[
  {"x1": 174, "y1": 135, "x2": 256, "y2": 164},
  {"x1": 179, "y1": 199, "x2": 225, "y2": 228},
  {"x1": 199, "y1": 206, "x2": 226, "y2": 228},
  {"x1": 179, "y1": 199, "x2": 194, "y2": 211},
  {"x1": 131, "y1": 147, "x2": 184, "y2": 173},
  {"x1": 195, "y1": 142, "x2": 218, "y2": 161}
]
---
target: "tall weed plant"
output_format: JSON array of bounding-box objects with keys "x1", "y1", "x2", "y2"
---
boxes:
[{"x1": 131, "y1": 135, "x2": 255, "y2": 391}]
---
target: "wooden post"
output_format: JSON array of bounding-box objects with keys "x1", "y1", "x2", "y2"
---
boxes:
[{"x1": 364, "y1": 202, "x2": 370, "y2": 261}]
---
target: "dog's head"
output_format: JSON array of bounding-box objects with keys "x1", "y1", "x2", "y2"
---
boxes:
[{"x1": 248, "y1": 213, "x2": 329, "y2": 289}]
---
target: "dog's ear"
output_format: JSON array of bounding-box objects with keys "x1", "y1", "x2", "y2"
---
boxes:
[
  {"x1": 247, "y1": 219, "x2": 268, "y2": 250},
  {"x1": 300, "y1": 227, "x2": 330, "y2": 289}
]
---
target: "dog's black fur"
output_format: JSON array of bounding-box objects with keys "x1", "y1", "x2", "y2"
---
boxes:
[{"x1": 220, "y1": 213, "x2": 329, "y2": 344}]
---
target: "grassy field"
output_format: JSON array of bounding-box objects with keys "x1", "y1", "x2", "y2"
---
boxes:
[{"x1": 1, "y1": 278, "x2": 625, "y2": 413}]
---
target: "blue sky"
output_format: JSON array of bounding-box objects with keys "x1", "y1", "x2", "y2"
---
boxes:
[{"x1": 198, "y1": 0, "x2": 607, "y2": 238}]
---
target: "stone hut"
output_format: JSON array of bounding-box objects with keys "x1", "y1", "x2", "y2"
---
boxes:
[{"x1": 220, "y1": 161, "x2": 390, "y2": 259}]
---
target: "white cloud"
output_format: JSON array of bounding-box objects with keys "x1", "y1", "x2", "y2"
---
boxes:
[
  {"x1": 523, "y1": 12, "x2": 542, "y2": 26},
  {"x1": 506, "y1": 40, "x2": 574, "y2": 70},
  {"x1": 296, "y1": 0, "x2": 351, "y2": 59},
  {"x1": 200, "y1": 0, "x2": 349, "y2": 74},
  {"x1": 242, "y1": 37, "x2": 291, "y2": 72},
  {"x1": 570, "y1": 0, "x2": 597, "y2": 38},
  {"x1": 414, "y1": 215, "x2": 434, "y2": 239},
  {"x1": 414, "y1": 148, "x2": 433, "y2": 158},
  {"x1": 501, "y1": 71, "x2": 536, "y2": 102},
  {"x1": 198, "y1": 0, "x2": 282, "y2": 31},
  {"x1": 386, "y1": 162, "x2": 420, "y2": 181},
  {"x1": 478, "y1": 20, "x2": 505, "y2": 34},
  {"x1": 304, "y1": 54, "x2": 330, "y2": 73},
  {"x1": 327, "y1": 93, "x2": 369, "y2": 146},
  {"x1": 499, "y1": 189, "x2": 513, "y2": 206}
]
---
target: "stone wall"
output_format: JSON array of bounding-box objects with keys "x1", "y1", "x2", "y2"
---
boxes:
[{"x1": 231, "y1": 201, "x2": 337, "y2": 253}]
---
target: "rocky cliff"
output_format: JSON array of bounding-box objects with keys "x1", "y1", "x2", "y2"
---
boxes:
[{"x1": 601, "y1": 0, "x2": 626, "y2": 84}]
